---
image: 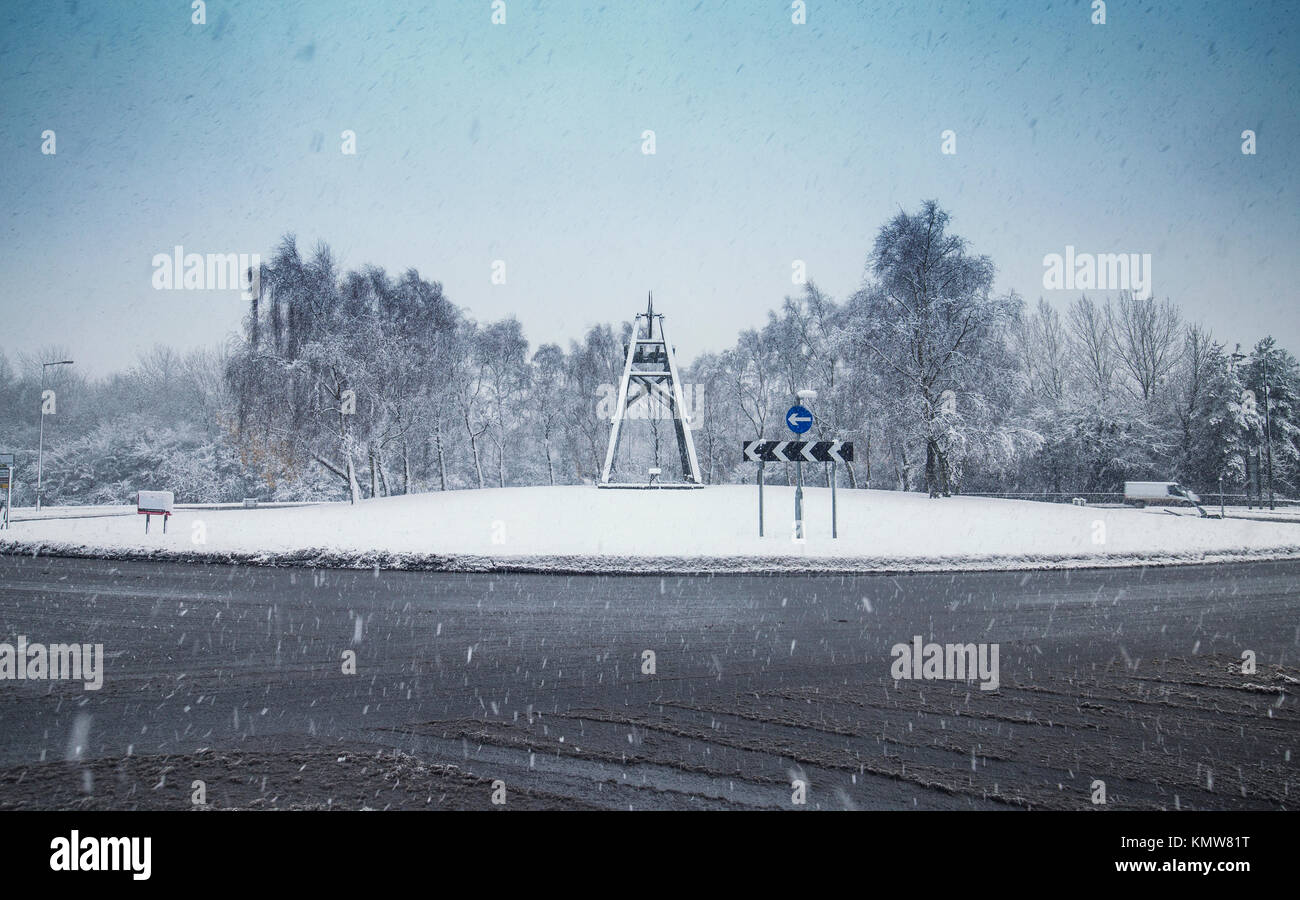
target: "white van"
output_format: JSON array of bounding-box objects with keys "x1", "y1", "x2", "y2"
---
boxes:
[{"x1": 1124, "y1": 481, "x2": 1200, "y2": 509}]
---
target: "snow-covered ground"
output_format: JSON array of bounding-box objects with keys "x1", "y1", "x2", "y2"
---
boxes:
[
  {"x1": 5, "y1": 485, "x2": 1300, "y2": 574},
  {"x1": 6, "y1": 501, "x2": 319, "y2": 521},
  {"x1": 1218, "y1": 506, "x2": 1300, "y2": 524}
]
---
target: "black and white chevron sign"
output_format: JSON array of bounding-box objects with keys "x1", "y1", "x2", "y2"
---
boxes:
[{"x1": 742, "y1": 440, "x2": 853, "y2": 463}]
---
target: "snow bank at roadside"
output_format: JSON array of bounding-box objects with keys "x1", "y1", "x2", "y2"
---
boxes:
[{"x1": 4, "y1": 485, "x2": 1299, "y2": 574}]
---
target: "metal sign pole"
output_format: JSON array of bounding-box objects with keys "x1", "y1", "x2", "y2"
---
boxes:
[
  {"x1": 743, "y1": 439, "x2": 852, "y2": 541},
  {"x1": 831, "y1": 461, "x2": 837, "y2": 539},
  {"x1": 36, "y1": 404, "x2": 46, "y2": 511},
  {"x1": 0, "y1": 459, "x2": 12, "y2": 530},
  {"x1": 786, "y1": 395, "x2": 815, "y2": 541},
  {"x1": 793, "y1": 441, "x2": 802, "y2": 541}
]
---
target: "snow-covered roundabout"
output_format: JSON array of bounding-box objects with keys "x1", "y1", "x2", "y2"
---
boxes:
[{"x1": 4, "y1": 486, "x2": 1300, "y2": 574}]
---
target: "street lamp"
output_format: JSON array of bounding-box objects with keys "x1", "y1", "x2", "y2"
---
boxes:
[
  {"x1": 1263, "y1": 353, "x2": 1275, "y2": 511},
  {"x1": 36, "y1": 359, "x2": 74, "y2": 512}
]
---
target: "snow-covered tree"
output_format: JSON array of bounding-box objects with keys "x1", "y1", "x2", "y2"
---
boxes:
[{"x1": 848, "y1": 200, "x2": 1034, "y2": 496}]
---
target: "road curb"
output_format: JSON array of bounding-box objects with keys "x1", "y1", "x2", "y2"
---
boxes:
[{"x1": 5, "y1": 541, "x2": 1300, "y2": 575}]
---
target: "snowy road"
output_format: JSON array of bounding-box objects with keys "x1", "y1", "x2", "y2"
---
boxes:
[{"x1": 0, "y1": 555, "x2": 1295, "y2": 810}]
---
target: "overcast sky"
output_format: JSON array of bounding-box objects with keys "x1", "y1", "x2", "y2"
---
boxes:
[{"x1": 2, "y1": 0, "x2": 1297, "y2": 376}]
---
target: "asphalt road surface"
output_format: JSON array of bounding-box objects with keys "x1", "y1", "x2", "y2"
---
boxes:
[{"x1": 0, "y1": 554, "x2": 1296, "y2": 810}]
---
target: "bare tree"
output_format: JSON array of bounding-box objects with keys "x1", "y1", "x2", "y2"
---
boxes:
[
  {"x1": 1172, "y1": 324, "x2": 1216, "y2": 480},
  {"x1": 1066, "y1": 295, "x2": 1117, "y2": 402},
  {"x1": 1113, "y1": 291, "x2": 1182, "y2": 403},
  {"x1": 1019, "y1": 298, "x2": 1068, "y2": 404},
  {"x1": 530, "y1": 344, "x2": 566, "y2": 485}
]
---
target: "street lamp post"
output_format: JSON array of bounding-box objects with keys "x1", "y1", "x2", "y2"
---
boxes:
[
  {"x1": 1263, "y1": 353, "x2": 1275, "y2": 511},
  {"x1": 35, "y1": 359, "x2": 74, "y2": 512}
]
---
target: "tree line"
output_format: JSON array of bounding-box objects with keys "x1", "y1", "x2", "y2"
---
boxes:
[{"x1": 3, "y1": 201, "x2": 1296, "y2": 505}]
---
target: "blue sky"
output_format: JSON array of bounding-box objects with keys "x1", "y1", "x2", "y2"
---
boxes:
[{"x1": 2, "y1": 0, "x2": 1297, "y2": 374}]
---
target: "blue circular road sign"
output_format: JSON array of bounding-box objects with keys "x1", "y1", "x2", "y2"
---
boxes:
[{"x1": 786, "y1": 405, "x2": 813, "y2": 434}]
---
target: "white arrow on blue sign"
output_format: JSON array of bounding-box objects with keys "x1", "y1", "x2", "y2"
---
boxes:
[{"x1": 786, "y1": 405, "x2": 813, "y2": 434}]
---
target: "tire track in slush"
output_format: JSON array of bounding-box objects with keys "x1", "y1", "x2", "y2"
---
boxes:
[{"x1": 0, "y1": 554, "x2": 1296, "y2": 809}]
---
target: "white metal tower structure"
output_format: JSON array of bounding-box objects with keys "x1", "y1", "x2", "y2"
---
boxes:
[{"x1": 600, "y1": 293, "x2": 703, "y2": 486}]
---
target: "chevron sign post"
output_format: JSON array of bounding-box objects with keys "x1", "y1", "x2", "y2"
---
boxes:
[
  {"x1": 742, "y1": 441, "x2": 853, "y2": 464},
  {"x1": 0, "y1": 453, "x2": 11, "y2": 530},
  {"x1": 741, "y1": 440, "x2": 854, "y2": 539}
]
